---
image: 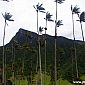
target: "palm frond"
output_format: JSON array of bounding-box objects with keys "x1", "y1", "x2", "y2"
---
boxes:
[
  {"x1": 80, "y1": 12, "x2": 85, "y2": 22},
  {"x1": 48, "y1": 18, "x2": 54, "y2": 22},
  {"x1": 33, "y1": 3, "x2": 45, "y2": 13},
  {"x1": 2, "y1": 0, "x2": 9, "y2": 2},
  {"x1": 39, "y1": 11, "x2": 46, "y2": 13},
  {"x1": 55, "y1": 0, "x2": 65, "y2": 4},
  {"x1": 56, "y1": 20, "x2": 63, "y2": 27},
  {"x1": 39, "y1": 26, "x2": 43, "y2": 33},
  {"x1": 46, "y1": 12, "x2": 53, "y2": 19},
  {"x1": 71, "y1": 5, "x2": 80, "y2": 14},
  {"x1": 8, "y1": 19, "x2": 14, "y2": 21},
  {"x1": 39, "y1": 4, "x2": 43, "y2": 8},
  {"x1": 45, "y1": 12, "x2": 53, "y2": 21}
]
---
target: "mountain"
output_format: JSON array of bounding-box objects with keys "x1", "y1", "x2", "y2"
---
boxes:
[
  {"x1": 0, "y1": 28, "x2": 85, "y2": 83},
  {"x1": 6, "y1": 28, "x2": 82, "y2": 47}
]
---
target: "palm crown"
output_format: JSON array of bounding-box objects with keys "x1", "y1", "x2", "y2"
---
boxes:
[
  {"x1": 56, "y1": 20, "x2": 63, "y2": 27},
  {"x1": 55, "y1": 0, "x2": 65, "y2": 4},
  {"x1": 39, "y1": 26, "x2": 43, "y2": 33},
  {"x1": 33, "y1": 3, "x2": 45, "y2": 13},
  {"x1": 46, "y1": 12, "x2": 54, "y2": 21},
  {"x1": 2, "y1": 0, "x2": 9, "y2": 2},
  {"x1": 71, "y1": 5, "x2": 80, "y2": 17},
  {"x1": 80, "y1": 12, "x2": 85, "y2": 22},
  {"x1": 2, "y1": 12, "x2": 14, "y2": 21}
]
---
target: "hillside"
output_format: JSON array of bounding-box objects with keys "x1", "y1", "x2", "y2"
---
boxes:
[{"x1": 0, "y1": 28, "x2": 85, "y2": 84}]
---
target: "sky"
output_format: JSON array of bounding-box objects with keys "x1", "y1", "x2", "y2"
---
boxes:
[{"x1": 0, "y1": 0, "x2": 85, "y2": 46}]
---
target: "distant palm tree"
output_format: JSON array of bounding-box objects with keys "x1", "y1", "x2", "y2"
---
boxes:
[
  {"x1": 33, "y1": 3, "x2": 45, "y2": 85},
  {"x1": 71, "y1": 5, "x2": 80, "y2": 80},
  {"x1": 33, "y1": 3, "x2": 45, "y2": 33},
  {"x1": 38, "y1": 26, "x2": 44, "y2": 85},
  {"x1": 2, "y1": 12, "x2": 14, "y2": 84},
  {"x1": 44, "y1": 12, "x2": 54, "y2": 85},
  {"x1": 77, "y1": 12, "x2": 85, "y2": 42},
  {"x1": 54, "y1": 0, "x2": 65, "y2": 85}
]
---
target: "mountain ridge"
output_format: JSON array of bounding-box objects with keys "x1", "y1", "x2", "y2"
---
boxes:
[{"x1": 5, "y1": 28, "x2": 83, "y2": 48}]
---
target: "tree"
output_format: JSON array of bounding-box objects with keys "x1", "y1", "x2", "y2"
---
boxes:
[
  {"x1": 33, "y1": 3, "x2": 45, "y2": 85},
  {"x1": 77, "y1": 12, "x2": 85, "y2": 42},
  {"x1": 2, "y1": 12, "x2": 14, "y2": 85},
  {"x1": 33, "y1": 3, "x2": 45, "y2": 33},
  {"x1": 54, "y1": 0, "x2": 65, "y2": 85},
  {"x1": 44, "y1": 12, "x2": 54, "y2": 85},
  {"x1": 71, "y1": 5, "x2": 80, "y2": 80}
]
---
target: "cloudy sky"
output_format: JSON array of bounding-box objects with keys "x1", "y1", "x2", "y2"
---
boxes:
[{"x1": 0, "y1": 0, "x2": 85, "y2": 46}]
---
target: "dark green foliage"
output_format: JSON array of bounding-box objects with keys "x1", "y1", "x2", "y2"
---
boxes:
[{"x1": 0, "y1": 29, "x2": 84, "y2": 83}]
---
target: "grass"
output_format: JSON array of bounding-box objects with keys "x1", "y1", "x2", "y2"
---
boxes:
[
  {"x1": 10, "y1": 73, "x2": 75, "y2": 85},
  {"x1": 80, "y1": 75, "x2": 85, "y2": 85}
]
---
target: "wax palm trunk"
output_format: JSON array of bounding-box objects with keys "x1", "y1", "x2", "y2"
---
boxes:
[
  {"x1": 71, "y1": 10, "x2": 79, "y2": 80},
  {"x1": 54, "y1": 2, "x2": 57, "y2": 85},
  {"x1": 80, "y1": 22, "x2": 84, "y2": 41},
  {"x1": 44, "y1": 19, "x2": 47, "y2": 85},
  {"x1": 78, "y1": 12, "x2": 85, "y2": 42},
  {"x1": 38, "y1": 38, "x2": 42, "y2": 85},
  {"x1": 2, "y1": 19, "x2": 6, "y2": 84},
  {"x1": 37, "y1": 10, "x2": 42, "y2": 85},
  {"x1": 54, "y1": 1, "x2": 65, "y2": 84},
  {"x1": 33, "y1": 4, "x2": 45, "y2": 84},
  {"x1": 2, "y1": 12, "x2": 14, "y2": 84}
]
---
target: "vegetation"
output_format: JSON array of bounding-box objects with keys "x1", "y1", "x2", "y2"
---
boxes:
[{"x1": 0, "y1": 29, "x2": 85, "y2": 85}]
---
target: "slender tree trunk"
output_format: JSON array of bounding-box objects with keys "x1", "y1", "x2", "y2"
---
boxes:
[
  {"x1": 36, "y1": 51, "x2": 38, "y2": 85},
  {"x1": 74, "y1": 46, "x2": 79, "y2": 79},
  {"x1": 55, "y1": 2, "x2": 57, "y2": 85},
  {"x1": 39, "y1": 40, "x2": 42, "y2": 85},
  {"x1": 37, "y1": 10, "x2": 38, "y2": 33},
  {"x1": 3, "y1": 19, "x2": 6, "y2": 85},
  {"x1": 31, "y1": 58, "x2": 32, "y2": 85},
  {"x1": 12, "y1": 42, "x2": 15, "y2": 85},
  {"x1": 71, "y1": 48, "x2": 74, "y2": 81},
  {"x1": 80, "y1": 22, "x2": 84, "y2": 42},
  {"x1": 72, "y1": 13, "x2": 75, "y2": 41},
  {"x1": 22, "y1": 52, "x2": 25, "y2": 79},
  {"x1": 36, "y1": 10, "x2": 42, "y2": 85},
  {"x1": 36, "y1": 10, "x2": 39, "y2": 85},
  {"x1": 44, "y1": 19, "x2": 47, "y2": 85},
  {"x1": 12, "y1": 43, "x2": 14, "y2": 83},
  {"x1": 4, "y1": 51, "x2": 6, "y2": 85},
  {"x1": 72, "y1": 13, "x2": 79, "y2": 79}
]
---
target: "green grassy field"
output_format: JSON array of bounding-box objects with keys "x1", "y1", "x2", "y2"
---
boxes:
[{"x1": 10, "y1": 73, "x2": 75, "y2": 85}]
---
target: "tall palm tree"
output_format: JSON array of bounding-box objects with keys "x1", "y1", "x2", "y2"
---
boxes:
[
  {"x1": 33, "y1": 3, "x2": 45, "y2": 33},
  {"x1": 78, "y1": 12, "x2": 85, "y2": 42},
  {"x1": 38, "y1": 26, "x2": 44, "y2": 85},
  {"x1": 2, "y1": 12, "x2": 14, "y2": 85},
  {"x1": 33, "y1": 3, "x2": 45, "y2": 85},
  {"x1": 44, "y1": 12, "x2": 54, "y2": 85},
  {"x1": 56, "y1": 20, "x2": 63, "y2": 84},
  {"x1": 54, "y1": 0, "x2": 65, "y2": 85},
  {"x1": 71, "y1": 5, "x2": 80, "y2": 80}
]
